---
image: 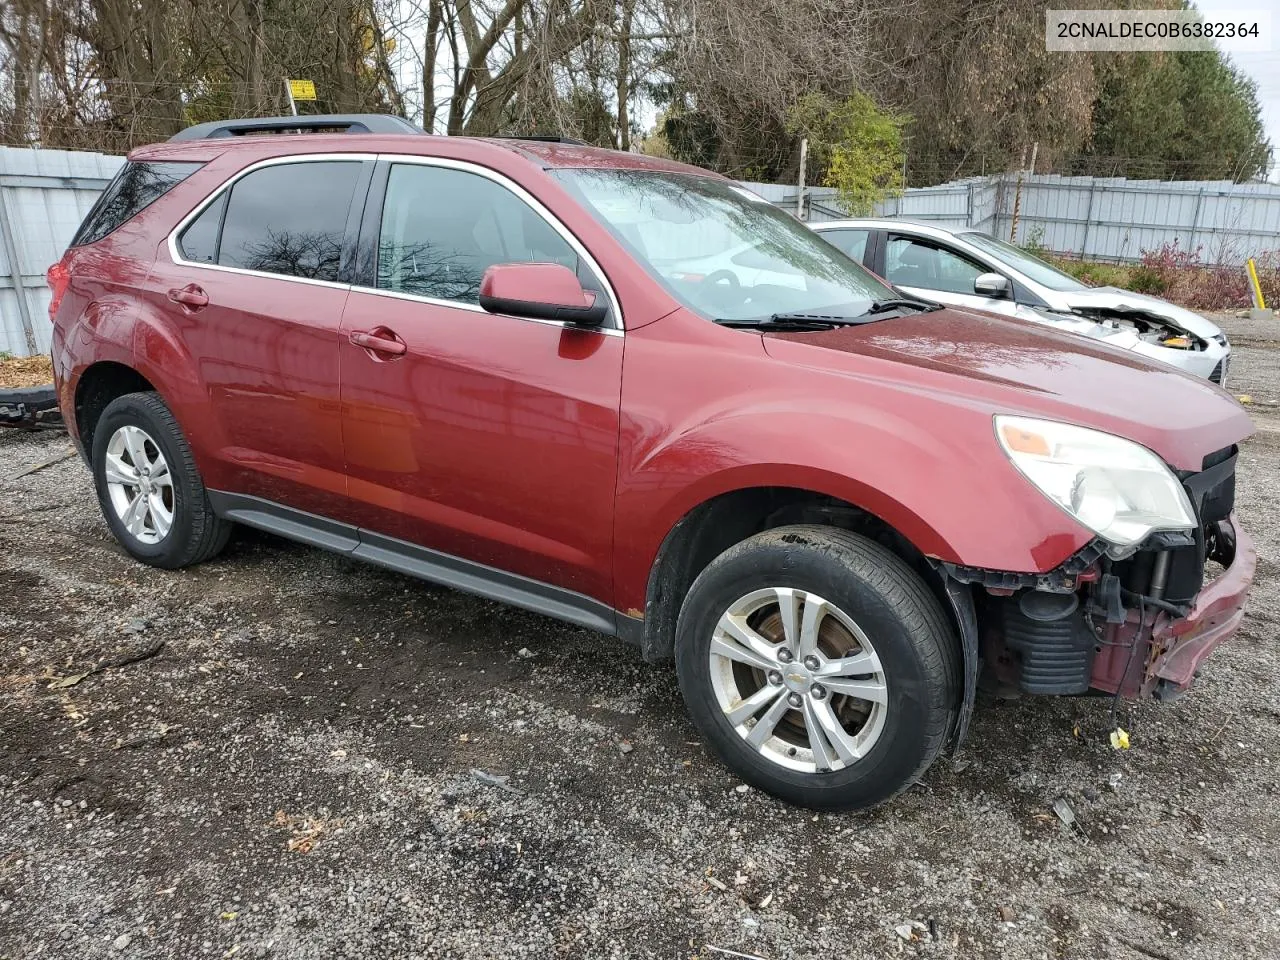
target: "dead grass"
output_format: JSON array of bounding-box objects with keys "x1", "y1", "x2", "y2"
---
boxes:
[{"x1": 0, "y1": 355, "x2": 53, "y2": 389}]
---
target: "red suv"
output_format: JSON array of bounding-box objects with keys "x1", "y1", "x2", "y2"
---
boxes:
[{"x1": 49, "y1": 115, "x2": 1255, "y2": 810}]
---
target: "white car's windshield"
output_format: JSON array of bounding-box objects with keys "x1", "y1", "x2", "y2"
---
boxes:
[
  {"x1": 960, "y1": 232, "x2": 1088, "y2": 292},
  {"x1": 554, "y1": 169, "x2": 896, "y2": 321}
]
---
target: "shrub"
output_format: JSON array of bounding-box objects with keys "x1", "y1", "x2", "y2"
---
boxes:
[
  {"x1": 1126, "y1": 265, "x2": 1166, "y2": 295},
  {"x1": 1138, "y1": 241, "x2": 1250, "y2": 310}
]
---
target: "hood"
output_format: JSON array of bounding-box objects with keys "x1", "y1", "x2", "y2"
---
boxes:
[
  {"x1": 760, "y1": 306, "x2": 1251, "y2": 472},
  {"x1": 1059, "y1": 286, "x2": 1223, "y2": 339}
]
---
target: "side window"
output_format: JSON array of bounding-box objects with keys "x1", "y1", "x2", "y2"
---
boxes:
[
  {"x1": 886, "y1": 236, "x2": 986, "y2": 295},
  {"x1": 376, "y1": 163, "x2": 581, "y2": 305},
  {"x1": 822, "y1": 229, "x2": 870, "y2": 263},
  {"x1": 72, "y1": 161, "x2": 202, "y2": 246},
  {"x1": 178, "y1": 193, "x2": 226, "y2": 264},
  {"x1": 215, "y1": 161, "x2": 363, "y2": 282}
]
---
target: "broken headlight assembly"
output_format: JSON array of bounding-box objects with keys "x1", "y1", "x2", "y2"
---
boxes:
[{"x1": 995, "y1": 415, "x2": 1196, "y2": 556}]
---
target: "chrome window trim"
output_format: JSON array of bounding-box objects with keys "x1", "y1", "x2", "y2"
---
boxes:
[
  {"x1": 370, "y1": 153, "x2": 625, "y2": 332},
  {"x1": 166, "y1": 153, "x2": 377, "y2": 292}
]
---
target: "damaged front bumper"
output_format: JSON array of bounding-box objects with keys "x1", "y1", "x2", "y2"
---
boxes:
[{"x1": 1090, "y1": 513, "x2": 1256, "y2": 699}]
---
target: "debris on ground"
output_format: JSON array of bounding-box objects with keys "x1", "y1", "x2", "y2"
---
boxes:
[
  {"x1": 895, "y1": 920, "x2": 929, "y2": 941},
  {"x1": 1052, "y1": 796, "x2": 1077, "y2": 829},
  {"x1": 273, "y1": 811, "x2": 342, "y2": 854},
  {"x1": 469, "y1": 768, "x2": 522, "y2": 795},
  {"x1": 703, "y1": 945, "x2": 769, "y2": 960},
  {"x1": 7, "y1": 448, "x2": 75, "y2": 479},
  {"x1": 0, "y1": 354, "x2": 53, "y2": 389}
]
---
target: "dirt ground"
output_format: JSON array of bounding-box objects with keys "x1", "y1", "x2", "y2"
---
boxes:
[{"x1": 2, "y1": 313, "x2": 1278, "y2": 960}]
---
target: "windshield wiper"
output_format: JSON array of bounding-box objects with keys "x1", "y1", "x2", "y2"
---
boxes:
[
  {"x1": 715, "y1": 313, "x2": 880, "y2": 330},
  {"x1": 864, "y1": 297, "x2": 943, "y2": 315}
]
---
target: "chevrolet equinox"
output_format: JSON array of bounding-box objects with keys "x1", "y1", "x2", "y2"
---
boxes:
[{"x1": 48, "y1": 115, "x2": 1256, "y2": 810}]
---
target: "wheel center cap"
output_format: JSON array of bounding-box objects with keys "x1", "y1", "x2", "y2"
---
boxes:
[{"x1": 781, "y1": 662, "x2": 813, "y2": 693}]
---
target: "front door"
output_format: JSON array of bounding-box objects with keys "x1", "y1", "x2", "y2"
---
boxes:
[
  {"x1": 338, "y1": 159, "x2": 623, "y2": 604},
  {"x1": 883, "y1": 234, "x2": 1018, "y2": 317}
]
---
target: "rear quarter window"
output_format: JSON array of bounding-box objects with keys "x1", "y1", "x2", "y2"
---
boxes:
[{"x1": 72, "y1": 161, "x2": 202, "y2": 246}]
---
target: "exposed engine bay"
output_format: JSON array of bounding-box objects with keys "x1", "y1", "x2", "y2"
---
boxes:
[
  {"x1": 948, "y1": 445, "x2": 1252, "y2": 703},
  {"x1": 1070, "y1": 305, "x2": 1206, "y2": 351},
  {"x1": 1025, "y1": 304, "x2": 1206, "y2": 351}
]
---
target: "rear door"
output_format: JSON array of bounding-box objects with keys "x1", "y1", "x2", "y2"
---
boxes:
[
  {"x1": 883, "y1": 233, "x2": 1018, "y2": 316},
  {"x1": 148, "y1": 155, "x2": 372, "y2": 517},
  {"x1": 338, "y1": 157, "x2": 624, "y2": 605}
]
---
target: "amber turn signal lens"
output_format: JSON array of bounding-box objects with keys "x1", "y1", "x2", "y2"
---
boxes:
[{"x1": 999, "y1": 423, "x2": 1051, "y2": 457}]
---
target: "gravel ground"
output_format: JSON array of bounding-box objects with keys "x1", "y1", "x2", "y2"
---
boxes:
[{"x1": 2, "y1": 313, "x2": 1278, "y2": 960}]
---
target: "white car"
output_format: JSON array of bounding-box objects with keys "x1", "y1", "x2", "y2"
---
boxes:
[{"x1": 811, "y1": 219, "x2": 1231, "y2": 383}]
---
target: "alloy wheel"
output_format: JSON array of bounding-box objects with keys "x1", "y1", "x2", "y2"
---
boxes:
[
  {"x1": 103, "y1": 425, "x2": 174, "y2": 545},
  {"x1": 708, "y1": 587, "x2": 888, "y2": 773}
]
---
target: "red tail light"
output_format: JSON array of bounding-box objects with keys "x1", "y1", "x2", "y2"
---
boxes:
[{"x1": 46, "y1": 258, "x2": 70, "y2": 321}]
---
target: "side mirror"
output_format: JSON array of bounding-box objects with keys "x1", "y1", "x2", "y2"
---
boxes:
[
  {"x1": 974, "y1": 272, "x2": 1011, "y2": 298},
  {"x1": 479, "y1": 262, "x2": 608, "y2": 326}
]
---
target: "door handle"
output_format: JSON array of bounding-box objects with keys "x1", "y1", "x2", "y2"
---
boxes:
[
  {"x1": 350, "y1": 329, "x2": 407, "y2": 357},
  {"x1": 167, "y1": 284, "x2": 209, "y2": 309}
]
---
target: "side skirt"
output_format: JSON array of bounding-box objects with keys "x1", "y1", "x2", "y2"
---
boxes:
[{"x1": 207, "y1": 491, "x2": 623, "y2": 638}]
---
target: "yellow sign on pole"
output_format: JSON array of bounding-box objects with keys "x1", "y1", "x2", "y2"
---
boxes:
[{"x1": 288, "y1": 79, "x2": 317, "y2": 101}]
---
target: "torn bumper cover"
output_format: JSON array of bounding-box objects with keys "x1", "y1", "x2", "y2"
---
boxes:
[{"x1": 1090, "y1": 514, "x2": 1256, "y2": 698}]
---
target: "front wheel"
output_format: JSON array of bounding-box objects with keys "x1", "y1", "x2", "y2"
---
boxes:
[{"x1": 675, "y1": 526, "x2": 959, "y2": 811}]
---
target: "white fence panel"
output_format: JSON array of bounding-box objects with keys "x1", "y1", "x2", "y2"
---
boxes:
[
  {"x1": 0, "y1": 146, "x2": 124, "y2": 356},
  {"x1": 747, "y1": 172, "x2": 1280, "y2": 267}
]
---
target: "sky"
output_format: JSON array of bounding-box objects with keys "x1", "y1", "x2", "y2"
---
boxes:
[{"x1": 1193, "y1": 0, "x2": 1280, "y2": 180}]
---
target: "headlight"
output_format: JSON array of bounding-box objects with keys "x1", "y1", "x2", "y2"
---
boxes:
[{"x1": 995, "y1": 415, "x2": 1196, "y2": 549}]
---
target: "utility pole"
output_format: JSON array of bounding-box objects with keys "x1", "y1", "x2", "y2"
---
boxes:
[
  {"x1": 1009, "y1": 143, "x2": 1031, "y2": 243},
  {"x1": 797, "y1": 138, "x2": 808, "y2": 221}
]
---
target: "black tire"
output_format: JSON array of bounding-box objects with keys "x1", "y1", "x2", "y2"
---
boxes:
[
  {"x1": 675, "y1": 525, "x2": 960, "y2": 811},
  {"x1": 90, "y1": 391, "x2": 231, "y2": 569}
]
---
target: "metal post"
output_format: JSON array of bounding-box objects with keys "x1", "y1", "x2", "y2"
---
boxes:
[
  {"x1": 284, "y1": 78, "x2": 298, "y2": 116},
  {"x1": 1008, "y1": 145, "x2": 1028, "y2": 243},
  {"x1": 1080, "y1": 179, "x2": 1098, "y2": 259},
  {"x1": 1187, "y1": 187, "x2": 1205, "y2": 254},
  {"x1": 796, "y1": 138, "x2": 808, "y2": 221},
  {"x1": 0, "y1": 184, "x2": 37, "y2": 355}
]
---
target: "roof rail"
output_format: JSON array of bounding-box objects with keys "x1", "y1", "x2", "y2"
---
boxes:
[
  {"x1": 495, "y1": 135, "x2": 590, "y2": 146},
  {"x1": 169, "y1": 114, "x2": 423, "y2": 142}
]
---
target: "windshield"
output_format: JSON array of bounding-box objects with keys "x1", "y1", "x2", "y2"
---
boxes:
[
  {"x1": 554, "y1": 169, "x2": 895, "y2": 321},
  {"x1": 960, "y1": 232, "x2": 1088, "y2": 292}
]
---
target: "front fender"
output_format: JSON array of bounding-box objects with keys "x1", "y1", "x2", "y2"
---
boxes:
[{"x1": 613, "y1": 404, "x2": 1091, "y2": 613}]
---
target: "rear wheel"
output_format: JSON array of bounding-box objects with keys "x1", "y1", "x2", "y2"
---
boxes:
[
  {"x1": 91, "y1": 392, "x2": 230, "y2": 569},
  {"x1": 675, "y1": 525, "x2": 959, "y2": 810}
]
